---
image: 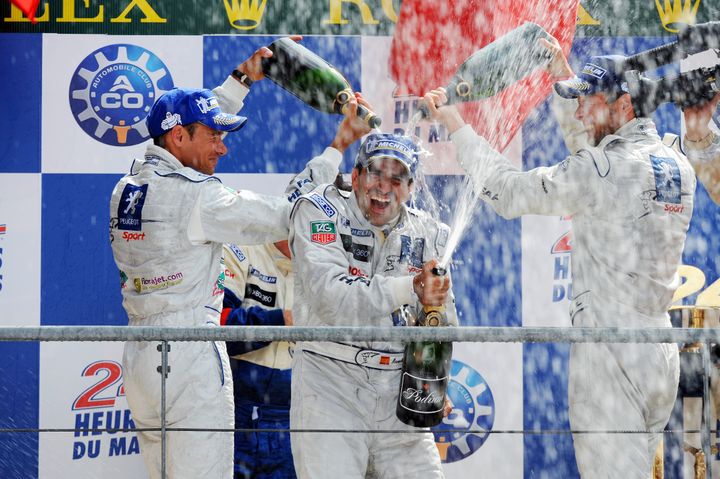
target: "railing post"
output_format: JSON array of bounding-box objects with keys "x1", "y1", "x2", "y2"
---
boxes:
[
  {"x1": 702, "y1": 337, "x2": 712, "y2": 478},
  {"x1": 157, "y1": 341, "x2": 171, "y2": 479}
]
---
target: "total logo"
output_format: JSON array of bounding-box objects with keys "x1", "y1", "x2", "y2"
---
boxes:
[
  {"x1": 432, "y1": 360, "x2": 495, "y2": 463},
  {"x1": 69, "y1": 44, "x2": 174, "y2": 146}
]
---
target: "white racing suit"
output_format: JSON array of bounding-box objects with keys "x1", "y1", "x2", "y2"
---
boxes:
[
  {"x1": 288, "y1": 183, "x2": 457, "y2": 479},
  {"x1": 109, "y1": 76, "x2": 342, "y2": 479},
  {"x1": 452, "y1": 117, "x2": 695, "y2": 478},
  {"x1": 221, "y1": 242, "x2": 295, "y2": 478}
]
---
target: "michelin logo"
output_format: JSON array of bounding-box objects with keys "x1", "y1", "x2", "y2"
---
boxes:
[
  {"x1": 160, "y1": 112, "x2": 182, "y2": 131},
  {"x1": 69, "y1": 44, "x2": 174, "y2": 146},
  {"x1": 366, "y1": 138, "x2": 413, "y2": 158}
]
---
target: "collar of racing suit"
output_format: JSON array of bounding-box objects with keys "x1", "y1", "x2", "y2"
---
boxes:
[
  {"x1": 606, "y1": 117, "x2": 659, "y2": 145},
  {"x1": 132, "y1": 144, "x2": 185, "y2": 174}
]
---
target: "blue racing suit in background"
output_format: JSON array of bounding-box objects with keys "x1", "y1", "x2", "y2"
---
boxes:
[{"x1": 222, "y1": 242, "x2": 294, "y2": 479}]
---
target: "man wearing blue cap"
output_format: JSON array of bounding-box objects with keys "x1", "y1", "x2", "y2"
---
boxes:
[
  {"x1": 423, "y1": 38, "x2": 717, "y2": 478},
  {"x1": 287, "y1": 133, "x2": 456, "y2": 478},
  {"x1": 109, "y1": 39, "x2": 372, "y2": 479}
]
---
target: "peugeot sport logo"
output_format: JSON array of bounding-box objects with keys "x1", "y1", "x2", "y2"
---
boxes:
[
  {"x1": 433, "y1": 360, "x2": 495, "y2": 463},
  {"x1": 69, "y1": 44, "x2": 174, "y2": 146}
]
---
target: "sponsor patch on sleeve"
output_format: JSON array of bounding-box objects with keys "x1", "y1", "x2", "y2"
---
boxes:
[
  {"x1": 310, "y1": 221, "x2": 337, "y2": 245},
  {"x1": 117, "y1": 184, "x2": 148, "y2": 231},
  {"x1": 309, "y1": 193, "x2": 336, "y2": 218},
  {"x1": 650, "y1": 155, "x2": 681, "y2": 204}
]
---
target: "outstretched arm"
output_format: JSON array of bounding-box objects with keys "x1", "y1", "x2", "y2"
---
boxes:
[
  {"x1": 285, "y1": 92, "x2": 375, "y2": 202},
  {"x1": 683, "y1": 93, "x2": 720, "y2": 205}
]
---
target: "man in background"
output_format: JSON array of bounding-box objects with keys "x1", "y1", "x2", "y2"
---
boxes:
[{"x1": 422, "y1": 36, "x2": 713, "y2": 478}]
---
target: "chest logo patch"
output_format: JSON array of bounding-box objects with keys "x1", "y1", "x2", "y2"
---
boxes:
[{"x1": 310, "y1": 221, "x2": 337, "y2": 245}]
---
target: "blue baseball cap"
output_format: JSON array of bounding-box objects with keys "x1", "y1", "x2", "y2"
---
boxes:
[
  {"x1": 356, "y1": 134, "x2": 419, "y2": 179},
  {"x1": 146, "y1": 88, "x2": 247, "y2": 139},
  {"x1": 554, "y1": 55, "x2": 629, "y2": 100}
]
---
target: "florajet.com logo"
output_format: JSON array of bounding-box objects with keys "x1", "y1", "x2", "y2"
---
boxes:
[{"x1": 69, "y1": 44, "x2": 174, "y2": 146}]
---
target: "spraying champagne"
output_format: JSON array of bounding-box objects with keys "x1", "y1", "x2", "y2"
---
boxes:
[
  {"x1": 261, "y1": 38, "x2": 381, "y2": 128},
  {"x1": 418, "y1": 22, "x2": 553, "y2": 119}
]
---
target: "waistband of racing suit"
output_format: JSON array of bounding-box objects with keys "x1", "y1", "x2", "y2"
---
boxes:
[
  {"x1": 235, "y1": 401, "x2": 289, "y2": 422},
  {"x1": 301, "y1": 341, "x2": 404, "y2": 370}
]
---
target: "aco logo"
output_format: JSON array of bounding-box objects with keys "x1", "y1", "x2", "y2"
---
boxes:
[
  {"x1": 433, "y1": 359, "x2": 495, "y2": 463},
  {"x1": 68, "y1": 44, "x2": 174, "y2": 146}
]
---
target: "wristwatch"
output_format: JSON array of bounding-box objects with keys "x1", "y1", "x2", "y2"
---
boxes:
[{"x1": 231, "y1": 69, "x2": 254, "y2": 89}]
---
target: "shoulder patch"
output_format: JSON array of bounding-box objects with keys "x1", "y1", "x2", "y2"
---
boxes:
[
  {"x1": 117, "y1": 183, "x2": 148, "y2": 231},
  {"x1": 308, "y1": 192, "x2": 336, "y2": 218},
  {"x1": 650, "y1": 155, "x2": 682, "y2": 204}
]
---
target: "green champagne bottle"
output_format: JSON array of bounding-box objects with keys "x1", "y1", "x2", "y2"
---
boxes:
[
  {"x1": 261, "y1": 38, "x2": 381, "y2": 128},
  {"x1": 420, "y1": 22, "x2": 552, "y2": 118},
  {"x1": 396, "y1": 267, "x2": 453, "y2": 428}
]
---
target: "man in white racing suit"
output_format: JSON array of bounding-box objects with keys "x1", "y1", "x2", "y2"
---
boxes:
[
  {"x1": 288, "y1": 133, "x2": 456, "y2": 478},
  {"x1": 109, "y1": 40, "x2": 372, "y2": 478},
  {"x1": 423, "y1": 41, "x2": 715, "y2": 477}
]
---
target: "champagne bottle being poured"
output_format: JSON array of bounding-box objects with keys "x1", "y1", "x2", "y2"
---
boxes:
[
  {"x1": 419, "y1": 22, "x2": 553, "y2": 119},
  {"x1": 261, "y1": 38, "x2": 382, "y2": 129}
]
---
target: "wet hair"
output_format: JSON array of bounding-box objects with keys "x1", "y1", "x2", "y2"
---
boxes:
[{"x1": 334, "y1": 172, "x2": 352, "y2": 192}]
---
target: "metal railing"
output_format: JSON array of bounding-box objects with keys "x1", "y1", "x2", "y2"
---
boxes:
[
  {"x1": 2, "y1": 325, "x2": 720, "y2": 343},
  {"x1": 1, "y1": 324, "x2": 718, "y2": 478}
]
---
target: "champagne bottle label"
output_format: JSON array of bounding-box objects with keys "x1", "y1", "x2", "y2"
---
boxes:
[{"x1": 398, "y1": 371, "x2": 448, "y2": 414}]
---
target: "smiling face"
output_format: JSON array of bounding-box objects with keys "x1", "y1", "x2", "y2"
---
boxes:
[
  {"x1": 351, "y1": 157, "x2": 413, "y2": 227},
  {"x1": 171, "y1": 122, "x2": 228, "y2": 175}
]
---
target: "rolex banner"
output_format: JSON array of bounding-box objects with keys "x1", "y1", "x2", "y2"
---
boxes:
[{"x1": 2, "y1": 1, "x2": 720, "y2": 478}]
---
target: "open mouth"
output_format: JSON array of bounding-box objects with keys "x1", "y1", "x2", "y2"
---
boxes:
[{"x1": 370, "y1": 195, "x2": 390, "y2": 211}]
